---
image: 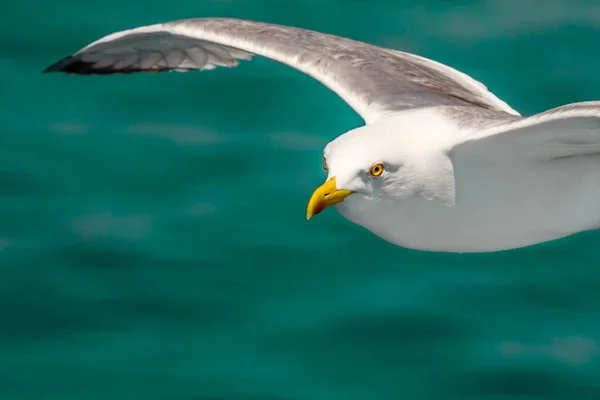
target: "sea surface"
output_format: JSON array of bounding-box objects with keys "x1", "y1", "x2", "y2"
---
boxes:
[{"x1": 2, "y1": 1, "x2": 600, "y2": 399}]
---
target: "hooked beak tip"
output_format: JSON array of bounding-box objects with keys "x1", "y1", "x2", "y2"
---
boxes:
[{"x1": 306, "y1": 202, "x2": 325, "y2": 220}]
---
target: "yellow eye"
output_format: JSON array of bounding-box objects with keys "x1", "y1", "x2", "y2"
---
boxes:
[
  {"x1": 322, "y1": 155, "x2": 328, "y2": 171},
  {"x1": 369, "y1": 162, "x2": 384, "y2": 177}
]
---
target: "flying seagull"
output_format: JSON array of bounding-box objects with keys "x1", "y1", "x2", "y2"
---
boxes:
[{"x1": 44, "y1": 18, "x2": 600, "y2": 253}]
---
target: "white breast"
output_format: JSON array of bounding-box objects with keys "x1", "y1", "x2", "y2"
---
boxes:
[{"x1": 336, "y1": 154, "x2": 600, "y2": 253}]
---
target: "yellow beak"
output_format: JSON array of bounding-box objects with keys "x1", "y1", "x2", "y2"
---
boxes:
[{"x1": 306, "y1": 177, "x2": 354, "y2": 220}]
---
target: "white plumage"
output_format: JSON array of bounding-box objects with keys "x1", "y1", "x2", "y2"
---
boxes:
[{"x1": 45, "y1": 18, "x2": 600, "y2": 252}]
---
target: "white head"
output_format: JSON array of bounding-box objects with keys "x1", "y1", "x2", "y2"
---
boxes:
[{"x1": 306, "y1": 113, "x2": 456, "y2": 223}]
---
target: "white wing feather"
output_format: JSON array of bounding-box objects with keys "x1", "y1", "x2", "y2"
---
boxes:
[
  {"x1": 449, "y1": 102, "x2": 600, "y2": 217},
  {"x1": 451, "y1": 102, "x2": 600, "y2": 162}
]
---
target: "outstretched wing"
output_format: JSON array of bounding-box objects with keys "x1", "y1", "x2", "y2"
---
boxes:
[
  {"x1": 451, "y1": 102, "x2": 600, "y2": 162},
  {"x1": 449, "y1": 102, "x2": 600, "y2": 209},
  {"x1": 44, "y1": 18, "x2": 519, "y2": 124}
]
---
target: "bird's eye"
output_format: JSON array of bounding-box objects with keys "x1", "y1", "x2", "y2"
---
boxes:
[
  {"x1": 369, "y1": 162, "x2": 384, "y2": 177},
  {"x1": 322, "y1": 155, "x2": 328, "y2": 171}
]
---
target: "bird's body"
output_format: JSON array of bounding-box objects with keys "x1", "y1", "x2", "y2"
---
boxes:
[
  {"x1": 45, "y1": 18, "x2": 600, "y2": 252},
  {"x1": 336, "y1": 110, "x2": 600, "y2": 252}
]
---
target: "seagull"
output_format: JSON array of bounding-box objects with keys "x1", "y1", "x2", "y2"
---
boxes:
[{"x1": 44, "y1": 18, "x2": 600, "y2": 253}]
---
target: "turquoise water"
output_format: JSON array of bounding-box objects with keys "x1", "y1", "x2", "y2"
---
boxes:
[{"x1": 2, "y1": 1, "x2": 600, "y2": 399}]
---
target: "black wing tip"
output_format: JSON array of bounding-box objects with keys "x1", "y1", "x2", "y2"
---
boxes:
[
  {"x1": 42, "y1": 55, "x2": 179, "y2": 75},
  {"x1": 42, "y1": 55, "x2": 103, "y2": 75},
  {"x1": 42, "y1": 55, "x2": 129, "y2": 75},
  {"x1": 43, "y1": 55, "x2": 75, "y2": 73}
]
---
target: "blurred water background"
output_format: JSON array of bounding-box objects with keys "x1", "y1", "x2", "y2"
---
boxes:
[{"x1": 2, "y1": 0, "x2": 600, "y2": 399}]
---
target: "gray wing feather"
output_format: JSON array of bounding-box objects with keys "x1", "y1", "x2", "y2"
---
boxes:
[
  {"x1": 451, "y1": 101, "x2": 600, "y2": 163},
  {"x1": 44, "y1": 18, "x2": 519, "y2": 123}
]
